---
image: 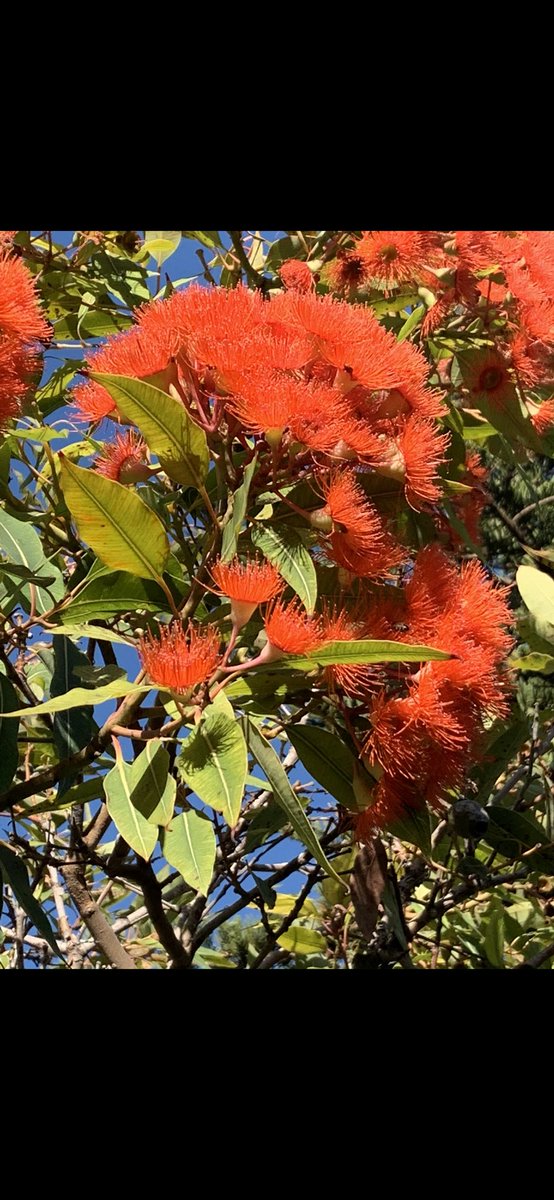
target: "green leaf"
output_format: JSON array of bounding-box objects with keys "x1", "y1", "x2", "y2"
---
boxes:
[
  {"x1": 286, "y1": 724, "x2": 355, "y2": 810},
  {"x1": 183, "y1": 231, "x2": 223, "y2": 250},
  {"x1": 0, "y1": 845, "x2": 59, "y2": 955},
  {"x1": 50, "y1": 624, "x2": 136, "y2": 647},
  {"x1": 484, "y1": 900, "x2": 505, "y2": 968},
  {"x1": 58, "y1": 454, "x2": 170, "y2": 583},
  {"x1": 277, "y1": 925, "x2": 327, "y2": 955},
  {"x1": 517, "y1": 565, "x2": 554, "y2": 636},
  {"x1": 485, "y1": 806, "x2": 554, "y2": 871},
  {"x1": 51, "y1": 637, "x2": 97, "y2": 798},
  {"x1": 509, "y1": 652, "x2": 554, "y2": 674},
  {"x1": 144, "y1": 231, "x2": 182, "y2": 266},
  {"x1": 0, "y1": 675, "x2": 19, "y2": 792},
  {"x1": 91, "y1": 374, "x2": 209, "y2": 490},
  {"x1": 221, "y1": 454, "x2": 258, "y2": 561},
  {"x1": 178, "y1": 708, "x2": 247, "y2": 826},
  {"x1": 61, "y1": 566, "x2": 182, "y2": 624},
  {"x1": 472, "y1": 718, "x2": 530, "y2": 806},
  {"x1": 243, "y1": 716, "x2": 348, "y2": 892},
  {"x1": 130, "y1": 740, "x2": 176, "y2": 827},
  {"x1": 103, "y1": 746, "x2": 158, "y2": 861},
  {"x1": 2, "y1": 679, "x2": 150, "y2": 718},
  {"x1": 397, "y1": 305, "x2": 424, "y2": 342},
  {"x1": 0, "y1": 509, "x2": 64, "y2": 615},
  {"x1": 461, "y1": 421, "x2": 497, "y2": 441},
  {"x1": 284, "y1": 639, "x2": 452, "y2": 670},
  {"x1": 161, "y1": 810, "x2": 216, "y2": 895},
  {"x1": 251, "y1": 524, "x2": 317, "y2": 612},
  {"x1": 388, "y1": 807, "x2": 433, "y2": 858}
]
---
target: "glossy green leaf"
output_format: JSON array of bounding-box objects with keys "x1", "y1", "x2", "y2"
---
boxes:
[
  {"x1": 50, "y1": 624, "x2": 136, "y2": 647},
  {"x1": 91, "y1": 374, "x2": 209, "y2": 490},
  {"x1": 183, "y1": 231, "x2": 222, "y2": 250},
  {"x1": 277, "y1": 925, "x2": 327, "y2": 955},
  {"x1": 473, "y1": 718, "x2": 530, "y2": 806},
  {"x1": 0, "y1": 509, "x2": 64, "y2": 615},
  {"x1": 0, "y1": 675, "x2": 20, "y2": 793},
  {"x1": 103, "y1": 747, "x2": 158, "y2": 861},
  {"x1": 517, "y1": 565, "x2": 554, "y2": 635},
  {"x1": 397, "y1": 305, "x2": 424, "y2": 342},
  {"x1": 221, "y1": 454, "x2": 258, "y2": 561},
  {"x1": 161, "y1": 809, "x2": 216, "y2": 895},
  {"x1": 287, "y1": 724, "x2": 355, "y2": 810},
  {"x1": 61, "y1": 566, "x2": 182, "y2": 624},
  {"x1": 178, "y1": 708, "x2": 247, "y2": 827},
  {"x1": 2, "y1": 679, "x2": 150, "y2": 718},
  {"x1": 284, "y1": 639, "x2": 451, "y2": 670},
  {"x1": 388, "y1": 807, "x2": 433, "y2": 858},
  {"x1": 130, "y1": 740, "x2": 176, "y2": 827},
  {"x1": 243, "y1": 716, "x2": 347, "y2": 892},
  {"x1": 144, "y1": 231, "x2": 182, "y2": 266},
  {"x1": 51, "y1": 637, "x2": 97, "y2": 798},
  {"x1": 0, "y1": 845, "x2": 59, "y2": 955},
  {"x1": 251, "y1": 524, "x2": 317, "y2": 612},
  {"x1": 59, "y1": 454, "x2": 170, "y2": 582}
]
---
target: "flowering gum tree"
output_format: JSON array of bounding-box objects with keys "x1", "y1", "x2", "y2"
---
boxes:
[{"x1": 1, "y1": 229, "x2": 554, "y2": 970}]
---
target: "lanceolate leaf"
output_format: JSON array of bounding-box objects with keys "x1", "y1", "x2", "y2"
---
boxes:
[
  {"x1": 2, "y1": 679, "x2": 150, "y2": 718},
  {"x1": 0, "y1": 845, "x2": 59, "y2": 955},
  {"x1": 283, "y1": 639, "x2": 452, "y2": 670},
  {"x1": 517, "y1": 564, "x2": 554, "y2": 633},
  {"x1": 0, "y1": 675, "x2": 20, "y2": 793},
  {"x1": 60, "y1": 566, "x2": 183, "y2": 624},
  {"x1": 178, "y1": 708, "x2": 247, "y2": 827},
  {"x1": 221, "y1": 454, "x2": 258, "y2": 562},
  {"x1": 0, "y1": 509, "x2": 64, "y2": 615},
  {"x1": 58, "y1": 454, "x2": 170, "y2": 582},
  {"x1": 161, "y1": 810, "x2": 216, "y2": 895},
  {"x1": 92, "y1": 374, "x2": 209, "y2": 490},
  {"x1": 251, "y1": 524, "x2": 317, "y2": 613},
  {"x1": 50, "y1": 625, "x2": 136, "y2": 647},
  {"x1": 287, "y1": 724, "x2": 356, "y2": 810},
  {"x1": 243, "y1": 716, "x2": 348, "y2": 892},
  {"x1": 103, "y1": 744, "x2": 158, "y2": 861},
  {"x1": 130, "y1": 740, "x2": 176, "y2": 827},
  {"x1": 50, "y1": 636, "x2": 97, "y2": 798}
]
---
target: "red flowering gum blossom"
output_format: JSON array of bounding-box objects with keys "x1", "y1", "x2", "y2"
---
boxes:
[
  {"x1": 317, "y1": 469, "x2": 405, "y2": 579},
  {"x1": 94, "y1": 430, "x2": 151, "y2": 483},
  {"x1": 279, "y1": 259, "x2": 313, "y2": 293},
  {"x1": 355, "y1": 230, "x2": 442, "y2": 290},
  {"x1": 261, "y1": 598, "x2": 323, "y2": 663},
  {"x1": 138, "y1": 621, "x2": 221, "y2": 694},
  {"x1": 0, "y1": 337, "x2": 39, "y2": 427},
  {"x1": 370, "y1": 416, "x2": 450, "y2": 509},
  {"x1": 0, "y1": 252, "x2": 50, "y2": 344},
  {"x1": 210, "y1": 555, "x2": 284, "y2": 629}
]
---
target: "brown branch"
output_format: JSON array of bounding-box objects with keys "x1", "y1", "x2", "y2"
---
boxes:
[
  {"x1": 513, "y1": 494, "x2": 554, "y2": 524},
  {"x1": 61, "y1": 858, "x2": 136, "y2": 970},
  {"x1": 515, "y1": 940, "x2": 554, "y2": 970},
  {"x1": 136, "y1": 862, "x2": 191, "y2": 969}
]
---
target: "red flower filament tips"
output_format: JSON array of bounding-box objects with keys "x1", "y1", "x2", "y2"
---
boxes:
[
  {"x1": 211, "y1": 555, "x2": 284, "y2": 630},
  {"x1": 94, "y1": 430, "x2": 150, "y2": 483},
  {"x1": 138, "y1": 621, "x2": 221, "y2": 694}
]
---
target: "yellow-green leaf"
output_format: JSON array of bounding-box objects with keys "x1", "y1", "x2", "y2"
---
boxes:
[
  {"x1": 59, "y1": 454, "x2": 169, "y2": 582},
  {"x1": 103, "y1": 745, "x2": 158, "y2": 861},
  {"x1": 144, "y1": 231, "x2": 181, "y2": 266},
  {"x1": 283, "y1": 639, "x2": 451, "y2": 670},
  {"x1": 2, "y1": 679, "x2": 150, "y2": 718},
  {"x1": 251, "y1": 524, "x2": 317, "y2": 613},
  {"x1": 161, "y1": 810, "x2": 216, "y2": 894},
  {"x1": 277, "y1": 925, "x2": 327, "y2": 955},
  {"x1": 178, "y1": 708, "x2": 247, "y2": 826},
  {"x1": 91, "y1": 374, "x2": 209, "y2": 490},
  {"x1": 517, "y1": 564, "x2": 554, "y2": 635}
]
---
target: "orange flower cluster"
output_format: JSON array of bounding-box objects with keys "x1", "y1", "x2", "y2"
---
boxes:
[
  {"x1": 356, "y1": 546, "x2": 512, "y2": 834},
  {"x1": 138, "y1": 620, "x2": 221, "y2": 694},
  {"x1": 0, "y1": 250, "x2": 50, "y2": 427}
]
